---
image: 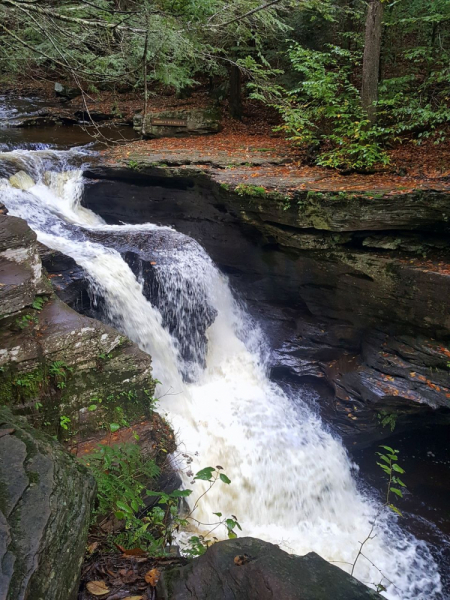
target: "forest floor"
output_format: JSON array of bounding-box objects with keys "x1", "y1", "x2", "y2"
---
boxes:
[{"x1": 3, "y1": 76, "x2": 450, "y2": 192}]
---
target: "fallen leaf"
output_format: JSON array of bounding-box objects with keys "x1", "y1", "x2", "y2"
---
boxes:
[
  {"x1": 123, "y1": 597, "x2": 143, "y2": 600},
  {"x1": 87, "y1": 541, "x2": 99, "y2": 554},
  {"x1": 144, "y1": 568, "x2": 161, "y2": 586},
  {"x1": 234, "y1": 554, "x2": 250, "y2": 566},
  {"x1": 86, "y1": 580, "x2": 110, "y2": 596},
  {"x1": 122, "y1": 548, "x2": 146, "y2": 556}
]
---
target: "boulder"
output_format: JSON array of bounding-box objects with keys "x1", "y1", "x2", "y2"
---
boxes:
[
  {"x1": 0, "y1": 407, "x2": 96, "y2": 600},
  {"x1": 54, "y1": 81, "x2": 81, "y2": 100},
  {"x1": 0, "y1": 214, "x2": 51, "y2": 317},
  {"x1": 8, "y1": 171, "x2": 35, "y2": 191},
  {"x1": 157, "y1": 537, "x2": 383, "y2": 600},
  {"x1": 134, "y1": 108, "x2": 221, "y2": 139}
]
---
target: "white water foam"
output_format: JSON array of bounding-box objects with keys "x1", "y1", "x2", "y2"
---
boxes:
[{"x1": 0, "y1": 149, "x2": 443, "y2": 599}]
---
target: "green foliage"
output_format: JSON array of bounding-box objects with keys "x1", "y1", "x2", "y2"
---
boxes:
[
  {"x1": 235, "y1": 184, "x2": 267, "y2": 197},
  {"x1": 377, "y1": 411, "x2": 397, "y2": 432},
  {"x1": 82, "y1": 443, "x2": 162, "y2": 551},
  {"x1": 0, "y1": 0, "x2": 291, "y2": 95},
  {"x1": 13, "y1": 369, "x2": 44, "y2": 399},
  {"x1": 49, "y1": 360, "x2": 73, "y2": 390},
  {"x1": 272, "y1": 43, "x2": 389, "y2": 171},
  {"x1": 376, "y1": 446, "x2": 407, "y2": 516},
  {"x1": 127, "y1": 160, "x2": 141, "y2": 171},
  {"x1": 83, "y1": 446, "x2": 240, "y2": 555},
  {"x1": 31, "y1": 296, "x2": 47, "y2": 311},
  {"x1": 15, "y1": 313, "x2": 38, "y2": 330},
  {"x1": 59, "y1": 415, "x2": 71, "y2": 431},
  {"x1": 352, "y1": 447, "x2": 407, "y2": 585}
]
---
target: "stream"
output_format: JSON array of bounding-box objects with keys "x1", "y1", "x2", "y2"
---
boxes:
[{"x1": 0, "y1": 97, "x2": 448, "y2": 600}]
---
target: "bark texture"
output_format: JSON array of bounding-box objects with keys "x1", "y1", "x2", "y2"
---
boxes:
[{"x1": 361, "y1": 0, "x2": 384, "y2": 124}]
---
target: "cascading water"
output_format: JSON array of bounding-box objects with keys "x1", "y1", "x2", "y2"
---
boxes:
[{"x1": 0, "y1": 148, "x2": 443, "y2": 600}]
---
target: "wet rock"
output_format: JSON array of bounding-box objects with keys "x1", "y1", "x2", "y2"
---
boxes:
[
  {"x1": 9, "y1": 170, "x2": 35, "y2": 191},
  {"x1": 0, "y1": 407, "x2": 96, "y2": 600},
  {"x1": 81, "y1": 166, "x2": 450, "y2": 443},
  {"x1": 0, "y1": 214, "x2": 156, "y2": 438},
  {"x1": 55, "y1": 81, "x2": 81, "y2": 100},
  {"x1": 157, "y1": 537, "x2": 383, "y2": 600},
  {"x1": 38, "y1": 243, "x2": 92, "y2": 312},
  {"x1": 86, "y1": 227, "x2": 218, "y2": 379},
  {"x1": 134, "y1": 107, "x2": 221, "y2": 139},
  {"x1": 74, "y1": 110, "x2": 114, "y2": 122},
  {"x1": 0, "y1": 214, "x2": 51, "y2": 317}
]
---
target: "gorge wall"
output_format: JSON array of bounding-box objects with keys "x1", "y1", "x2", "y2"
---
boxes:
[
  {"x1": 0, "y1": 207, "x2": 157, "y2": 438},
  {"x1": 82, "y1": 160, "x2": 450, "y2": 446}
]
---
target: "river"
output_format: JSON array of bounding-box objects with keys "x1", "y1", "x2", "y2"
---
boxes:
[{"x1": 0, "y1": 95, "x2": 447, "y2": 599}]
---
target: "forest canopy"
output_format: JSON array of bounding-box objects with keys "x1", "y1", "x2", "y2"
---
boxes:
[{"x1": 1, "y1": 0, "x2": 450, "y2": 169}]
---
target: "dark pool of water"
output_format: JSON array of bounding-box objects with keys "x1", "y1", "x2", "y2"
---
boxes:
[{"x1": 0, "y1": 95, "x2": 138, "y2": 150}]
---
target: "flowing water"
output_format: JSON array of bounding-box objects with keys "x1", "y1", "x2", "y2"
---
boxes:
[{"x1": 0, "y1": 144, "x2": 445, "y2": 599}]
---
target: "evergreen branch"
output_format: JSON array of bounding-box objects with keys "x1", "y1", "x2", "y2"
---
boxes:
[
  {"x1": 0, "y1": 0, "x2": 148, "y2": 33},
  {"x1": 209, "y1": 0, "x2": 284, "y2": 28}
]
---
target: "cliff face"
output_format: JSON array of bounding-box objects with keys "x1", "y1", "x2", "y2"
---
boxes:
[
  {"x1": 82, "y1": 161, "x2": 450, "y2": 445},
  {"x1": 0, "y1": 210, "x2": 156, "y2": 439},
  {"x1": 0, "y1": 407, "x2": 96, "y2": 600}
]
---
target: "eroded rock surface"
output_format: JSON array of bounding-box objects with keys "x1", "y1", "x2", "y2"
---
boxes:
[
  {"x1": 0, "y1": 407, "x2": 96, "y2": 600},
  {"x1": 0, "y1": 212, "x2": 156, "y2": 438},
  {"x1": 134, "y1": 107, "x2": 222, "y2": 139},
  {"x1": 157, "y1": 538, "x2": 382, "y2": 600},
  {"x1": 82, "y1": 163, "x2": 450, "y2": 444}
]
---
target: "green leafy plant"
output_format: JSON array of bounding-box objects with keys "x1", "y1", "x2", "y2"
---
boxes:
[
  {"x1": 31, "y1": 296, "x2": 47, "y2": 311},
  {"x1": 351, "y1": 447, "x2": 407, "y2": 592},
  {"x1": 83, "y1": 444, "x2": 240, "y2": 556},
  {"x1": 49, "y1": 360, "x2": 73, "y2": 389},
  {"x1": 271, "y1": 43, "x2": 389, "y2": 171},
  {"x1": 13, "y1": 370, "x2": 43, "y2": 398},
  {"x1": 15, "y1": 314, "x2": 38, "y2": 330},
  {"x1": 377, "y1": 411, "x2": 397, "y2": 432},
  {"x1": 59, "y1": 415, "x2": 71, "y2": 430}
]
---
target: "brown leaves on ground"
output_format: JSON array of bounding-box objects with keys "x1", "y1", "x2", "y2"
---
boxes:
[
  {"x1": 234, "y1": 554, "x2": 251, "y2": 566},
  {"x1": 144, "y1": 569, "x2": 160, "y2": 586},
  {"x1": 86, "y1": 581, "x2": 110, "y2": 596},
  {"x1": 80, "y1": 554, "x2": 186, "y2": 600}
]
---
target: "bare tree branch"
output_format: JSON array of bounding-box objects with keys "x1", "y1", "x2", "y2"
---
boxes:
[
  {"x1": 1, "y1": 0, "x2": 148, "y2": 33},
  {"x1": 209, "y1": 0, "x2": 284, "y2": 28}
]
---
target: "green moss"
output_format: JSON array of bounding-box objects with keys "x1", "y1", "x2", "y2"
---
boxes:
[{"x1": 235, "y1": 184, "x2": 267, "y2": 198}]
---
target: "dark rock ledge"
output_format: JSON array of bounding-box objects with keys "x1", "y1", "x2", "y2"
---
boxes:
[
  {"x1": 82, "y1": 159, "x2": 450, "y2": 445},
  {"x1": 157, "y1": 537, "x2": 383, "y2": 600},
  {"x1": 0, "y1": 210, "x2": 156, "y2": 439}
]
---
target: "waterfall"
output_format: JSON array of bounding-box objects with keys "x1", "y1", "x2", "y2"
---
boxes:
[{"x1": 0, "y1": 148, "x2": 443, "y2": 600}]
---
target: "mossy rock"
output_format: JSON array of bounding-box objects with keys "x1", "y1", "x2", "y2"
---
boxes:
[{"x1": 0, "y1": 407, "x2": 96, "y2": 600}]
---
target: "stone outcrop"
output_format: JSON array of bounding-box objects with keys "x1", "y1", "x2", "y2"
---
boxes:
[
  {"x1": 0, "y1": 212, "x2": 156, "y2": 438},
  {"x1": 54, "y1": 81, "x2": 82, "y2": 101},
  {"x1": 0, "y1": 407, "x2": 96, "y2": 600},
  {"x1": 82, "y1": 161, "x2": 450, "y2": 445},
  {"x1": 157, "y1": 537, "x2": 383, "y2": 599},
  {"x1": 134, "y1": 108, "x2": 221, "y2": 139}
]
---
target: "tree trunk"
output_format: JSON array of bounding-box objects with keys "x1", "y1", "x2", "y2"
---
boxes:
[
  {"x1": 361, "y1": 0, "x2": 384, "y2": 125},
  {"x1": 229, "y1": 65, "x2": 243, "y2": 120}
]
